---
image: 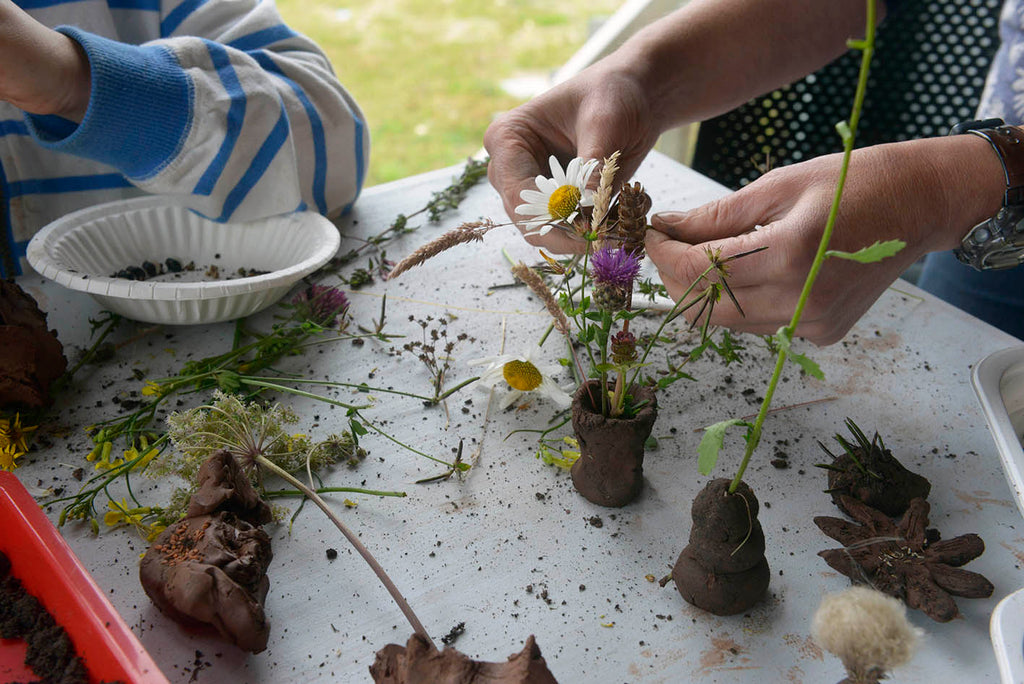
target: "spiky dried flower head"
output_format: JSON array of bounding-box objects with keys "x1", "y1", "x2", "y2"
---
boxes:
[
  {"x1": 291, "y1": 284, "x2": 349, "y2": 328},
  {"x1": 387, "y1": 220, "x2": 496, "y2": 280},
  {"x1": 510, "y1": 262, "x2": 571, "y2": 340},
  {"x1": 590, "y1": 246, "x2": 642, "y2": 290},
  {"x1": 812, "y1": 586, "x2": 922, "y2": 684}
]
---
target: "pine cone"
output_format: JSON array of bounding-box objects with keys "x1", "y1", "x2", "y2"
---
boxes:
[{"x1": 614, "y1": 182, "x2": 652, "y2": 257}]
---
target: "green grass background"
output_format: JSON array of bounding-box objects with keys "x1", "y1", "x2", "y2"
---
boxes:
[{"x1": 277, "y1": 0, "x2": 622, "y2": 186}]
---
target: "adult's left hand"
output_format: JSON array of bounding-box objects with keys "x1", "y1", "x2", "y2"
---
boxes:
[{"x1": 646, "y1": 136, "x2": 1004, "y2": 345}]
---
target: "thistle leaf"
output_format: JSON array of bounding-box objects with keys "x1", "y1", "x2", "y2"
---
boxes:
[
  {"x1": 826, "y1": 239, "x2": 906, "y2": 263},
  {"x1": 773, "y1": 328, "x2": 824, "y2": 379},
  {"x1": 698, "y1": 418, "x2": 749, "y2": 475}
]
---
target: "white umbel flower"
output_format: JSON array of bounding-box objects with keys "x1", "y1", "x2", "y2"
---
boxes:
[
  {"x1": 515, "y1": 155, "x2": 599, "y2": 235},
  {"x1": 468, "y1": 346, "x2": 571, "y2": 410}
]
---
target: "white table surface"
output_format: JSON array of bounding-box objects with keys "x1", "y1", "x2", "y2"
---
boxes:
[{"x1": 14, "y1": 151, "x2": 1024, "y2": 683}]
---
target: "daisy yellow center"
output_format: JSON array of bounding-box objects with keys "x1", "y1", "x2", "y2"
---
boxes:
[
  {"x1": 548, "y1": 185, "x2": 581, "y2": 220},
  {"x1": 503, "y1": 360, "x2": 543, "y2": 391}
]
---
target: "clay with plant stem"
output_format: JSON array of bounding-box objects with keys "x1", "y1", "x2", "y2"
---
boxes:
[
  {"x1": 370, "y1": 633, "x2": 558, "y2": 684},
  {"x1": 672, "y1": 478, "x2": 770, "y2": 615},
  {"x1": 818, "y1": 419, "x2": 931, "y2": 517},
  {"x1": 570, "y1": 380, "x2": 657, "y2": 507},
  {"x1": 140, "y1": 450, "x2": 274, "y2": 653}
]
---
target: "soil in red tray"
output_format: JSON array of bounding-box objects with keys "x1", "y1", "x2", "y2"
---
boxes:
[
  {"x1": 0, "y1": 550, "x2": 124, "y2": 684},
  {"x1": 369, "y1": 634, "x2": 558, "y2": 684},
  {"x1": 672, "y1": 478, "x2": 770, "y2": 616}
]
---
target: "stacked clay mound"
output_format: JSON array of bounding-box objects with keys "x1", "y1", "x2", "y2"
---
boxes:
[{"x1": 672, "y1": 478, "x2": 770, "y2": 615}]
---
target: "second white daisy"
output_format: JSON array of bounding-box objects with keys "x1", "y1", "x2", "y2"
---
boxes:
[{"x1": 468, "y1": 346, "x2": 571, "y2": 410}]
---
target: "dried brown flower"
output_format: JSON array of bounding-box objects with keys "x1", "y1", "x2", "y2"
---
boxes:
[
  {"x1": 591, "y1": 151, "x2": 620, "y2": 232},
  {"x1": 815, "y1": 495, "x2": 993, "y2": 622}
]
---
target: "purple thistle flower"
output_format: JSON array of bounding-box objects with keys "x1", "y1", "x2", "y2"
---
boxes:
[
  {"x1": 590, "y1": 246, "x2": 642, "y2": 289},
  {"x1": 291, "y1": 284, "x2": 349, "y2": 327}
]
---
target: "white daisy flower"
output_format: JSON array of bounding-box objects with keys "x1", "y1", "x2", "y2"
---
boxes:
[
  {"x1": 467, "y1": 346, "x2": 572, "y2": 410},
  {"x1": 515, "y1": 155, "x2": 600, "y2": 236}
]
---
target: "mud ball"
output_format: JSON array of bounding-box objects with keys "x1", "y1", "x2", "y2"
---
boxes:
[{"x1": 672, "y1": 545, "x2": 770, "y2": 616}]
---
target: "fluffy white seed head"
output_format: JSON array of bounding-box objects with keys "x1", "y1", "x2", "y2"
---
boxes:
[{"x1": 812, "y1": 586, "x2": 923, "y2": 677}]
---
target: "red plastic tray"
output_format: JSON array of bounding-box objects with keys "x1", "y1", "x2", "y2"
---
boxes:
[{"x1": 0, "y1": 471, "x2": 169, "y2": 684}]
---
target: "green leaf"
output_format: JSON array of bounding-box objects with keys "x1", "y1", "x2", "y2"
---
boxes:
[
  {"x1": 788, "y1": 351, "x2": 824, "y2": 379},
  {"x1": 698, "y1": 419, "x2": 749, "y2": 475},
  {"x1": 826, "y1": 239, "x2": 905, "y2": 263},
  {"x1": 772, "y1": 328, "x2": 824, "y2": 379}
]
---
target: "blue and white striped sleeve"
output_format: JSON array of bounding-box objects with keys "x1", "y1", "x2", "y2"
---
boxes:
[{"x1": 24, "y1": 0, "x2": 369, "y2": 222}]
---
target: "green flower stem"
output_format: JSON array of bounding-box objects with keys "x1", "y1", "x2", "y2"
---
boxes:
[
  {"x1": 57, "y1": 313, "x2": 122, "y2": 389},
  {"x1": 235, "y1": 378, "x2": 367, "y2": 410},
  {"x1": 358, "y1": 414, "x2": 458, "y2": 468},
  {"x1": 234, "y1": 374, "x2": 478, "y2": 403},
  {"x1": 263, "y1": 486, "x2": 407, "y2": 499},
  {"x1": 627, "y1": 262, "x2": 719, "y2": 391},
  {"x1": 254, "y1": 455, "x2": 434, "y2": 646},
  {"x1": 728, "y1": 0, "x2": 876, "y2": 495}
]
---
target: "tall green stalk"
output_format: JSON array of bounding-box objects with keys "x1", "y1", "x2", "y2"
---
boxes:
[{"x1": 728, "y1": 0, "x2": 877, "y2": 494}]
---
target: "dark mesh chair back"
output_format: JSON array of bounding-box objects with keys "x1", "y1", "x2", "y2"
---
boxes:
[{"x1": 690, "y1": 0, "x2": 1004, "y2": 190}]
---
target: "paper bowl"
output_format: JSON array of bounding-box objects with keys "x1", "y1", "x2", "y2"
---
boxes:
[{"x1": 26, "y1": 196, "x2": 340, "y2": 325}]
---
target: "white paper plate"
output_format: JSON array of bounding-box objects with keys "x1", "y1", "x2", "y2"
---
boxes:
[
  {"x1": 26, "y1": 197, "x2": 340, "y2": 325},
  {"x1": 991, "y1": 586, "x2": 1024, "y2": 684}
]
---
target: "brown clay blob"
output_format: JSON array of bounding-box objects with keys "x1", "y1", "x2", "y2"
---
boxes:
[
  {"x1": 140, "y1": 450, "x2": 274, "y2": 652},
  {"x1": 370, "y1": 633, "x2": 558, "y2": 684},
  {"x1": 570, "y1": 380, "x2": 657, "y2": 507},
  {"x1": 815, "y1": 495, "x2": 993, "y2": 622},
  {"x1": 672, "y1": 478, "x2": 770, "y2": 615},
  {"x1": 0, "y1": 280, "x2": 67, "y2": 410},
  {"x1": 817, "y1": 418, "x2": 931, "y2": 517}
]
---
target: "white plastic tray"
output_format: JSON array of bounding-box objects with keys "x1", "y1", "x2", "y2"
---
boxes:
[{"x1": 972, "y1": 345, "x2": 1024, "y2": 684}]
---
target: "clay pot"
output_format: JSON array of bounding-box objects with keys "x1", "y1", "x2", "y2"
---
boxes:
[
  {"x1": 672, "y1": 478, "x2": 770, "y2": 615},
  {"x1": 570, "y1": 380, "x2": 657, "y2": 507}
]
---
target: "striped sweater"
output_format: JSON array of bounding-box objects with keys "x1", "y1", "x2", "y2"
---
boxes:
[{"x1": 3, "y1": 0, "x2": 369, "y2": 277}]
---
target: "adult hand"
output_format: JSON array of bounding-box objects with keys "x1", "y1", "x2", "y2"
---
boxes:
[
  {"x1": 483, "y1": 61, "x2": 660, "y2": 254},
  {"x1": 0, "y1": 0, "x2": 90, "y2": 120},
  {"x1": 646, "y1": 136, "x2": 1005, "y2": 345}
]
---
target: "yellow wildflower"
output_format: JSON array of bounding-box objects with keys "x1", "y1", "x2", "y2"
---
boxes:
[
  {"x1": 144, "y1": 522, "x2": 167, "y2": 542},
  {"x1": 140, "y1": 381, "x2": 163, "y2": 397},
  {"x1": 0, "y1": 443, "x2": 22, "y2": 471},
  {"x1": 103, "y1": 498, "x2": 151, "y2": 528},
  {"x1": 0, "y1": 413, "x2": 36, "y2": 453}
]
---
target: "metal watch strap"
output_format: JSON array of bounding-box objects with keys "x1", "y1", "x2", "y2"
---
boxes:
[{"x1": 967, "y1": 125, "x2": 1024, "y2": 206}]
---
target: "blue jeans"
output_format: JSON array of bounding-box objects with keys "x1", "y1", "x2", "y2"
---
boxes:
[{"x1": 917, "y1": 250, "x2": 1024, "y2": 341}]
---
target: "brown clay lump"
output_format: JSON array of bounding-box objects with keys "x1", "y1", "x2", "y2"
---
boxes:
[
  {"x1": 672, "y1": 478, "x2": 770, "y2": 616},
  {"x1": 0, "y1": 279, "x2": 67, "y2": 410},
  {"x1": 140, "y1": 450, "x2": 273, "y2": 652},
  {"x1": 817, "y1": 418, "x2": 931, "y2": 518},
  {"x1": 815, "y1": 495, "x2": 993, "y2": 622},
  {"x1": 370, "y1": 633, "x2": 558, "y2": 684}
]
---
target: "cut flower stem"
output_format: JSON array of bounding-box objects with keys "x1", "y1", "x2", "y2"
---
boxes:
[{"x1": 254, "y1": 455, "x2": 434, "y2": 647}]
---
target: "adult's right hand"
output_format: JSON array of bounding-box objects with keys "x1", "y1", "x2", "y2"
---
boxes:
[{"x1": 483, "y1": 60, "x2": 661, "y2": 254}]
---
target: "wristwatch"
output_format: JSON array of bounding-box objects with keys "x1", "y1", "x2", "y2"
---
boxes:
[{"x1": 949, "y1": 118, "x2": 1024, "y2": 270}]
